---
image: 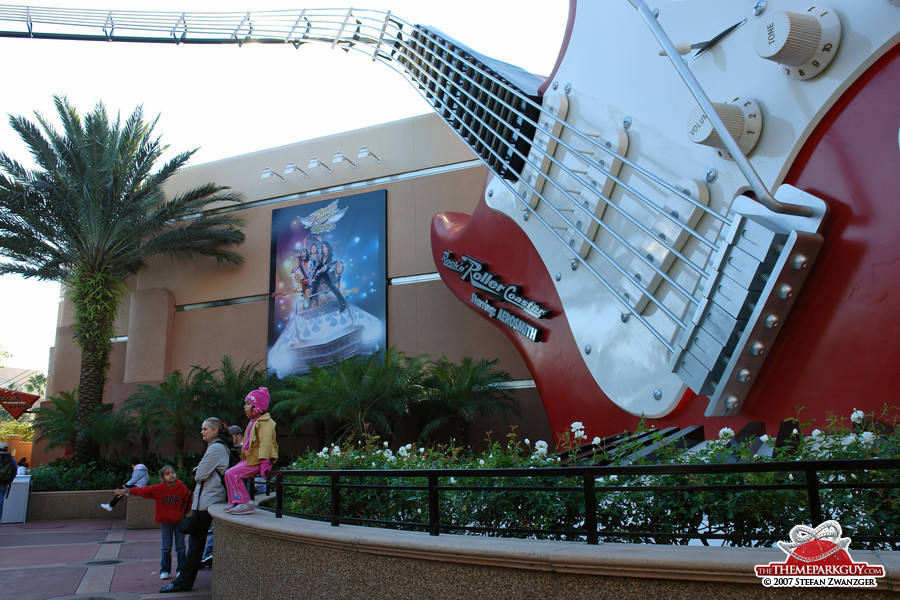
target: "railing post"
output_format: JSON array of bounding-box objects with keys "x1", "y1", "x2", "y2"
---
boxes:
[
  {"x1": 583, "y1": 473, "x2": 599, "y2": 545},
  {"x1": 331, "y1": 474, "x2": 341, "y2": 527},
  {"x1": 804, "y1": 468, "x2": 823, "y2": 524},
  {"x1": 275, "y1": 473, "x2": 283, "y2": 518},
  {"x1": 428, "y1": 473, "x2": 440, "y2": 536}
]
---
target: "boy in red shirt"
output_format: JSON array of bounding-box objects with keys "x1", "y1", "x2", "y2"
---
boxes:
[{"x1": 115, "y1": 465, "x2": 190, "y2": 580}]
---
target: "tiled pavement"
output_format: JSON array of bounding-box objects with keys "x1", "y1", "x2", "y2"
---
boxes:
[{"x1": 0, "y1": 518, "x2": 213, "y2": 600}]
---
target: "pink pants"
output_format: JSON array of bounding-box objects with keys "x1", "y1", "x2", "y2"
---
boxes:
[{"x1": 224, "y1": 460, "x2": 260, "y2": 505}]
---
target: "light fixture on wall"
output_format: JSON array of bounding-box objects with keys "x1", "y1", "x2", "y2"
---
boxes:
[
  {"x1": 357, "y1": 146, "x2": 382, "y2": 163},
  {"x1": 284, "y1": 162, "x2": 309, "y2": 178},
  {"x1": 260, "y1": 167, "x2": 286, "y2": 181},
  {"x1": 307, "y1": 156, "x2": 333, "y2": 174},
  {"x1": 332, "y1": 150, "x2": 357, "y2": 169}
]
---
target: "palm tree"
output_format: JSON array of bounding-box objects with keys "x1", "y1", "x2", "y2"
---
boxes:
[
  {"x1": 24, "y1": 372, "x2": 47, "y2": 396},
  {"x1": 32, "y1": 390, "x2": 79, "y2": 452},
  {"x1": 124, "y1": 368, "x2": 212, "y2": 469},
  {"x1": 272, "y1": 348, "x2": 428, "y2": 445},
  {"x1": 90, "y1": 402, "x2": 137, "y2": 460},
  {"x1": 417, "y1": 356, "x2": 519, "y2": 444},
  {"x1": 271, "y1": 366, "x2": 341, "y2": 447},
  {"x1": 121, "y1": 389, "x2": 167, "y2": 458},
  {"x1": 202, "y1": 355, "x2": 266, "y2": 428},
  {"x1": 0, "y1": 95, "x2": 245, "y2": 464}
]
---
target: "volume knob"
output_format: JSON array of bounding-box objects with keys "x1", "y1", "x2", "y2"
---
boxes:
[
  {"x1": 754, "y1": 7, "x2": 842, "y2": 80},
  {"x1": 687, "y1": 98, "x2": 762, "y2": 158}
]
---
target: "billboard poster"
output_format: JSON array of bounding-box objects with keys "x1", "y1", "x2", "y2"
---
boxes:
[{"x1": 267, "y1": 190, "x2": 387, "y2": 379}]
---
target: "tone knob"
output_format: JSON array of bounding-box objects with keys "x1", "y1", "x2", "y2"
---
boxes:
[
  {"x1": 754, "y1": 6, "x2": 842, "y2": 80},
  {"x1": 687, "y1": 97, "x2": 762, "y2": 158}
]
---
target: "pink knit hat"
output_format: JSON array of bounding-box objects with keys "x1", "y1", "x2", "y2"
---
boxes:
[{"x1": 245, "y1": 387, "x2": 270, "y2": 413}]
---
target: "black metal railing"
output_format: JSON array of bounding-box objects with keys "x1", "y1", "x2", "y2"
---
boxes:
[{"x1": 263, "y1": 458, "x2": 900, "y2": 547}]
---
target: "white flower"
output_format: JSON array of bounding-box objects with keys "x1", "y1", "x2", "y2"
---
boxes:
[
  {"x1": 850, "y1": 409, "x2": 865, "y2": 424},
  {"x1": 448, "y1": 477, "x2": 456, "y2": 484},
  {"x1": 811, "y1": 429, "x2": 823, "y2": 438},
  {"x1": 718, "y1": 427, "x2": 735, "y2": 439},
  {"x1": 533, "y1": 440, "x2": 549, "y2": 457},
  {"x1": 317, "y1": 450, "x2": 328, "y2": 458},
  {"x1": 330, "y1": 446, "x2": 341, "y2": 456},
  {"x1": 843, "y1": 434, "x2": 857, "y2": 445},
  {"x1": 759, "y1": 434, "x2": 770, "y2": 443},
  {"x1": 382, "y1": 448, "x2": 393, "y2": 459},
  {"x1": 524, "y1": 438, "x2": 530, "y2": 446},
  {"x1": 591, "y1": 436, "x2": 603, "y2": 446},
  {"x1": 608, "y1": 474, "x2": 618, "y2": 482},
  {"x1": 570, "y1": 421, "x2": 584, "y2": 432},
  {"x1": 792, "y1": 428, "x2": 799, "y2": 435},
  {"x1": 478, "y1": 459, "x2": 485, "y2": 466},
  {"x1": 419, "y1": 448, "x2": 425, "y2": 454},
  {"x1": 789, "y1": 473, "x2": 794, "y2": 481},
  {"x1": 574, "y1": 430, "x2": 586, "y2": 440},
  {"x1": 860, "y1": 431, "x2": 876, "y2": 446},
  {"x1": 383, "y1": 441, "x2": 390, "y2": 448}
]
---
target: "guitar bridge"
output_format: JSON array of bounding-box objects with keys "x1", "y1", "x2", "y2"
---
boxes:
[{"x1": 670, "y1": 187, "x2": 826, "y2": 417}]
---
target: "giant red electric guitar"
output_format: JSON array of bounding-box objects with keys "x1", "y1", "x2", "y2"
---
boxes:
[{"x1": 1, "y1": 1, "x2": 898, "y2": 437}]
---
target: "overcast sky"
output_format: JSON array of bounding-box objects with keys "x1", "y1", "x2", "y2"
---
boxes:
[{"x1": 0, "y1": 1, "x2": 568, "y2": 372}]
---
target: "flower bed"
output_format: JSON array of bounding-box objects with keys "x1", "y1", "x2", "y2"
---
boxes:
[{"x1": 282, "y1": 408, "x2": 900, "y2": 549}]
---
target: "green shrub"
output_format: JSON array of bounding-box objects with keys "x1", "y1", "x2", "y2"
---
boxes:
[
  {"x1": 28, "y1": 457, "x2": 196, "y2": 492},
  {"x1": 0, "y1": 418, "x2": 34, "y2": 441},
  {"x1": 280, "y1": 408, "x2": 900, "y2": 549},
  {"x1": 29, "y1": 460, "x2": 127, "y2": 492}
]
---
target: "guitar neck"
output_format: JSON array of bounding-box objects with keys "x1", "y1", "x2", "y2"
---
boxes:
[{"x1": 0, "y1": 6, "x2": 542, "y2": 181}]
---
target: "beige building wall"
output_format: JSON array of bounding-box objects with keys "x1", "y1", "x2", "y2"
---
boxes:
[{"x1": 42, "y1": 113, "x2": 551, "y2": 462}]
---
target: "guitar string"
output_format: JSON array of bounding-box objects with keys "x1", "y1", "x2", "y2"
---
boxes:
[
  {"x1": 0, "y1": 6, "x2": 753, "y2": 350},
  {"x1": 392, "y1": 26, "x2": 722, "y2": 294},
  {"x1": 362, "y1": 22, "x2": 700, "y2": 345},
  {"x1": 0, "y1": 6, "x2": 729, "y2": 231},
  {"x1": 0, "y1": 6, "x2": 723, "y2": 277},
  {"x1": 0, "y1": 5, "x2": 696, "y2": 346},
  {"x1": 0, "y1": 6, "x2": 700, "y2": 349},
  {"x1": 394, "y1": 23, "x2": 728, "y2": 259},
  {"x1": 384, "y1": 27, "x2": 702, "y2": 327}
]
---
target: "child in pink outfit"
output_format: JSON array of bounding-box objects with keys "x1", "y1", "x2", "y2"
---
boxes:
[{"x1": 224, "y1": 387, "x2": 278, "y2": 514}]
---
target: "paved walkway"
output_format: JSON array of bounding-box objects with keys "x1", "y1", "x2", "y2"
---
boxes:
[{"x1": 0, "y1": 518, "x2": 213, "y2": 600}]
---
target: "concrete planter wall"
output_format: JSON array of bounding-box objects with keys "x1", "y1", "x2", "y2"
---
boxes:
[
  {"x1": 210, "y1": 506, "x2": 900, "y2": 599},
  {"x1": 27, "y1": 490, "x2": 156, "y2": 529}
]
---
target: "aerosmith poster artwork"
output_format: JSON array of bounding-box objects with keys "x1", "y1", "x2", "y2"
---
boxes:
[{"x1": 267, "y1": 190, "x2": 387, "y2": 378}]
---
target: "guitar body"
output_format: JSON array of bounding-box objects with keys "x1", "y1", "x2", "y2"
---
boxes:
[{"x1": 432, "y1": 0, "x2": 900, "y2": 437}]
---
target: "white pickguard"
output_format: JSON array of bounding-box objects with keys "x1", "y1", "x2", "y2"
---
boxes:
[{"x1": 485, "y1": 0, "x2": 900, "y2": 417}]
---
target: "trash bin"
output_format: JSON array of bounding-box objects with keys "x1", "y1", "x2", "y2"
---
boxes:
[{"x1": 2, "y1": 474, "x2": 31, "y2": 523}]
